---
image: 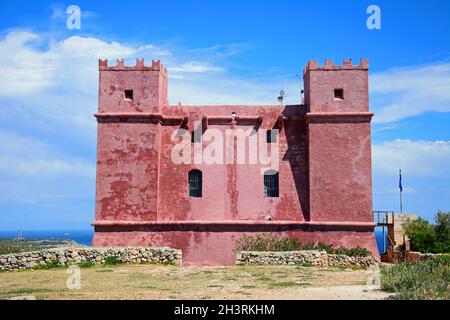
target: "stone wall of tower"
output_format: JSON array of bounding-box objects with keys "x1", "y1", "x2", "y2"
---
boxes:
[
  {"x1": 94, "y1": 59, "x2": 166, "y2": 222},
  {"x1": 304, "y1": 59, "x2": 374, "y2": 223}
]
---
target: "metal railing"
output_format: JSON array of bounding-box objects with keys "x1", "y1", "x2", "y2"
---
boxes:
[{"x1": 373, "y1": 210, "x2": 395, "y2": 225}]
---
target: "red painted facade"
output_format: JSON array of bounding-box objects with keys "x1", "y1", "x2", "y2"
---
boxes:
[{"x1": 92, "y1": 58, "x2": 378, "y2": 265}]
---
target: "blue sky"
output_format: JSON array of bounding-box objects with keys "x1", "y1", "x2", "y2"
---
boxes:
[{"x1": 0, "y1": 0, "x2": 449, "y2": 230}]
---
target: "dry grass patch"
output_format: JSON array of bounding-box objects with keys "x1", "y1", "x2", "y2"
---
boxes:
[{"x1": 0, "y1": 264, "x2": 386, "y2": 300}]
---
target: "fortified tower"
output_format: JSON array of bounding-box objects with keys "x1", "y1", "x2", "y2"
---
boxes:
[
  {"x1": 92, "y1": 58, "x2": 378, "y2": 265},
  {"x1": 95, "y1": 59, "x2": 167, "y2": 223},
  {"x1": 303, "y1": 58, "x2": 373, "y2": 223}
]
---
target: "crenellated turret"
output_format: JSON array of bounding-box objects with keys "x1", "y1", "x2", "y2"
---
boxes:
[
  {"x1": 98, "y1": 58, "x2": 168, "y2": 114},
  {"x1": 304, "y1": 58, "x2": 373, "y2": 224},
  {"x1": 303, "y1": 58, "x2": 369, "y2": 113}
]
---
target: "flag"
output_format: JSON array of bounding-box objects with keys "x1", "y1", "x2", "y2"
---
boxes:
[{"x1": 399, "y1": 169, "x2": 403, "y2": 192}]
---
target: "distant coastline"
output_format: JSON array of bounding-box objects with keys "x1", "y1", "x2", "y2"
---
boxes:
[{"x1": 0, "y1": 230, "x2": 93, "y2": 246}]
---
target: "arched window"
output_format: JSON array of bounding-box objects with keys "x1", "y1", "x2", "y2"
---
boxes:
[
  {"x1": 264, "y1": 170, "x2": 279, "y2": 197},
  {"x1": 188, "y1": 169, "x2": 202, "y2": 197}
]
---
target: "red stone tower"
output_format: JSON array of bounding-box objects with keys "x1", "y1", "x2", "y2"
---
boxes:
[
  {"x1": 303, "y1": 58, "x2": 373, "y2": 224},
  {"x1": 95, "y1": 59, "x2": 167, "y2": 224},
  {"x1": 92, "y1": 58, "x2": 378, "y2": 265}
]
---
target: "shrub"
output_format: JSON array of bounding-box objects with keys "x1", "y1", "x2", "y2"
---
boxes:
[
  {"x1": 33, "y1": 260, "x2": 62, "y2": 270},
  {"x1": 235, "y1": 234, "x2": 370, "y2": 256},
  {"x1": 334, "y1": 246, "x2": 370, "y2": 257},
  {"x1": 235, "y1": 234, "x2": 303, "y2": 252},
  {"x1": 315, "y1": 243, "x2": 334, "y2": 254},
  {"x1": 381, "y1": 255, "x2": 450, "y2": 300},
  {"x1": 104, "y1": 256, "x2": 121, "y2": 266},
  {"x1": 301, "y1": 242, "x2": 315, "y2": 251}
]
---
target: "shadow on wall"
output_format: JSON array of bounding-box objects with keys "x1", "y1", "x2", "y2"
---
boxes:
[{"x1": 282, "y1": 105, "x2": 309, "y2": 221}]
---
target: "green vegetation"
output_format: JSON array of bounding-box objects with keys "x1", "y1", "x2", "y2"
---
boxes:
[
  {"x1": 0, "y1": 239, "x2": 32, "y2": 255},
  {"x1": 269, "y1": 281, "x2": 310, "y2": 288},
  {"x1": 381, "y1": 255, "x2": 450, "y2": 300},
  {"x1": 104, "y1": 255, "x2": 121, "y2": 266},
  {"x1": 7, "y1": 288, "x2": 54, "y2": 295},
  {"x1": 33, "y1": 260, "x2": 62, "y2": 270},
  {"x1": 403, "y1": 211, "x2": 450, "y2": 253},
  {"x1": 0, "y1": 238, "x2": 76, "y2": 255},
  {"x1": 333, "y1": 246, "x2": 372, "y2": 257},
  {"x1": 78, "y1": 261, "x2": 95, "y2": 268},
  {"x1": 235, "y1": 234, "x2": 370, "y2": 257}
]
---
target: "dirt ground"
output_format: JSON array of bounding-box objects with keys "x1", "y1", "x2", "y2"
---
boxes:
[{"x1": 0, "y1": 264, "x2": 391, "y2": 300}]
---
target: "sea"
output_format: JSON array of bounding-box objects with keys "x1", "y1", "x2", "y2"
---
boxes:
[
  {"x1": 0, "y1": 228, "x2": 388, "y2": 254},
  {"x1": 0, "y1": 230, "x2": 94, "y2": 246}
]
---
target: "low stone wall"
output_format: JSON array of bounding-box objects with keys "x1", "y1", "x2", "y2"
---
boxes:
[
  {"x1": 236, "y1": 250, "x2": 377, "y2": 268},
  {"x1": 404, "y1": 251, "x2": 441, "y2": 263},
  {"x1": 0, "y1": 246, "x2": 182, "y2": 271}
]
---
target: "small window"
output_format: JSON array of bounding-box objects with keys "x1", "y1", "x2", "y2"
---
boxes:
[
  {"x1": 188, "y1": 170, "x2": 202, "y2": 197},
  {"x1": 124, "y1": 90, "x2": 134, "y2": 100},
  {"x1": 334, "y1": 88, "x2": 344, "y2": 100},
  {"x1": 266, "y1": 130, "x2": 277, "y2": 143},
  {"x1": 264, "y1": 170, "x2": 279, "y2": 197}
]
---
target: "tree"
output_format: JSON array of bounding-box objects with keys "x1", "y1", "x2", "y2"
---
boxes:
[
  {"x1": 434, "y1": 211, "x2": 450, "y2": 253},
  {"x1": 403, "y1": 218, "x2": 437, "y2": 253},
  {"x1": 403, "y1": 211, "x2": 450, "y2": 253}
]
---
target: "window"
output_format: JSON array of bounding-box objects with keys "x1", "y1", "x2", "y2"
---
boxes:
[
  {"x1": 264, "y1": 170, "x2": 279, "y2": 197},
  {"x1": 188, "y1": 170, "x2": 202, "y2": 197},
  {"x1": 266, "y1": 130, "x2": 277, "y2": 143},
  {"x1": 334, "y1": 88, "x2": 344, "y2": 100},
  {"x1": 124, "y1": 90, "x2": 134, "y2": 100}
]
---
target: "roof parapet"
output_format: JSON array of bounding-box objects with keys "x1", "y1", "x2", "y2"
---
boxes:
[
  {"x1": 304, "y1": 58, "x2": 369, "y2": 73},
  {"x1": 98, "y1": 58, "x2": 168, "y2": 76}
]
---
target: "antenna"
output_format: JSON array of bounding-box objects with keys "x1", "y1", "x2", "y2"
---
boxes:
[{"x1": 277, "y1": 90, "x2": 286, "y2": 106}]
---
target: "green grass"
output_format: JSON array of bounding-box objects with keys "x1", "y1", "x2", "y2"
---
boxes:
[
  {"x1": 78, "y1": 261, "x2": 95, "y2": 268},
  {"x1": 296, "y1": 261, "x2": 313, "y2": 267},
  {"x1": 381, "y1": 255, "x2": 450, "y2": 300},
  {"x1": 96, "y1": 268, "x2": 113, "y2": 272},
  {"x1": 269, "y1": 281, "x2": 310, "y2": 288},
  {"x1": 7, "y1": 288, "x2": 55, "y2": 295}
]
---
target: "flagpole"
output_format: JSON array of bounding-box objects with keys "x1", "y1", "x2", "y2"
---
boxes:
[{"x1": 399, "y1": 169, "x2": 403, "y2": 213}]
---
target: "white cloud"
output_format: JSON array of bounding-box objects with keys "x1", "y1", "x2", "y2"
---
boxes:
[
  {"x1": 370, "y1": 62, "x2": 450, "y2": 123},
  {"x1": 0, "y1": 30, "x2": 299, "y2": 123},
  {"x1": 0, "y1": 30, "x2": 136, "y2": 97},
  {"x1": 372, "y1": 139, "x2": 450, "y2": 176},
  {"x1": 170, "y1": 61, "x2": 224, "y2": 73},
  {"x1": 0, "y1": 130, "x2": 95, "y2": 177},
  {"x1": 169, "y1": 74, "x2": 299, "y2": 105}
]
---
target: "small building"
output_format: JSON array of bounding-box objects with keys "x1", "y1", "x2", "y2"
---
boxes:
[{"x1": 92, "y1": 58, "x2": 378, "y2": 265}]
